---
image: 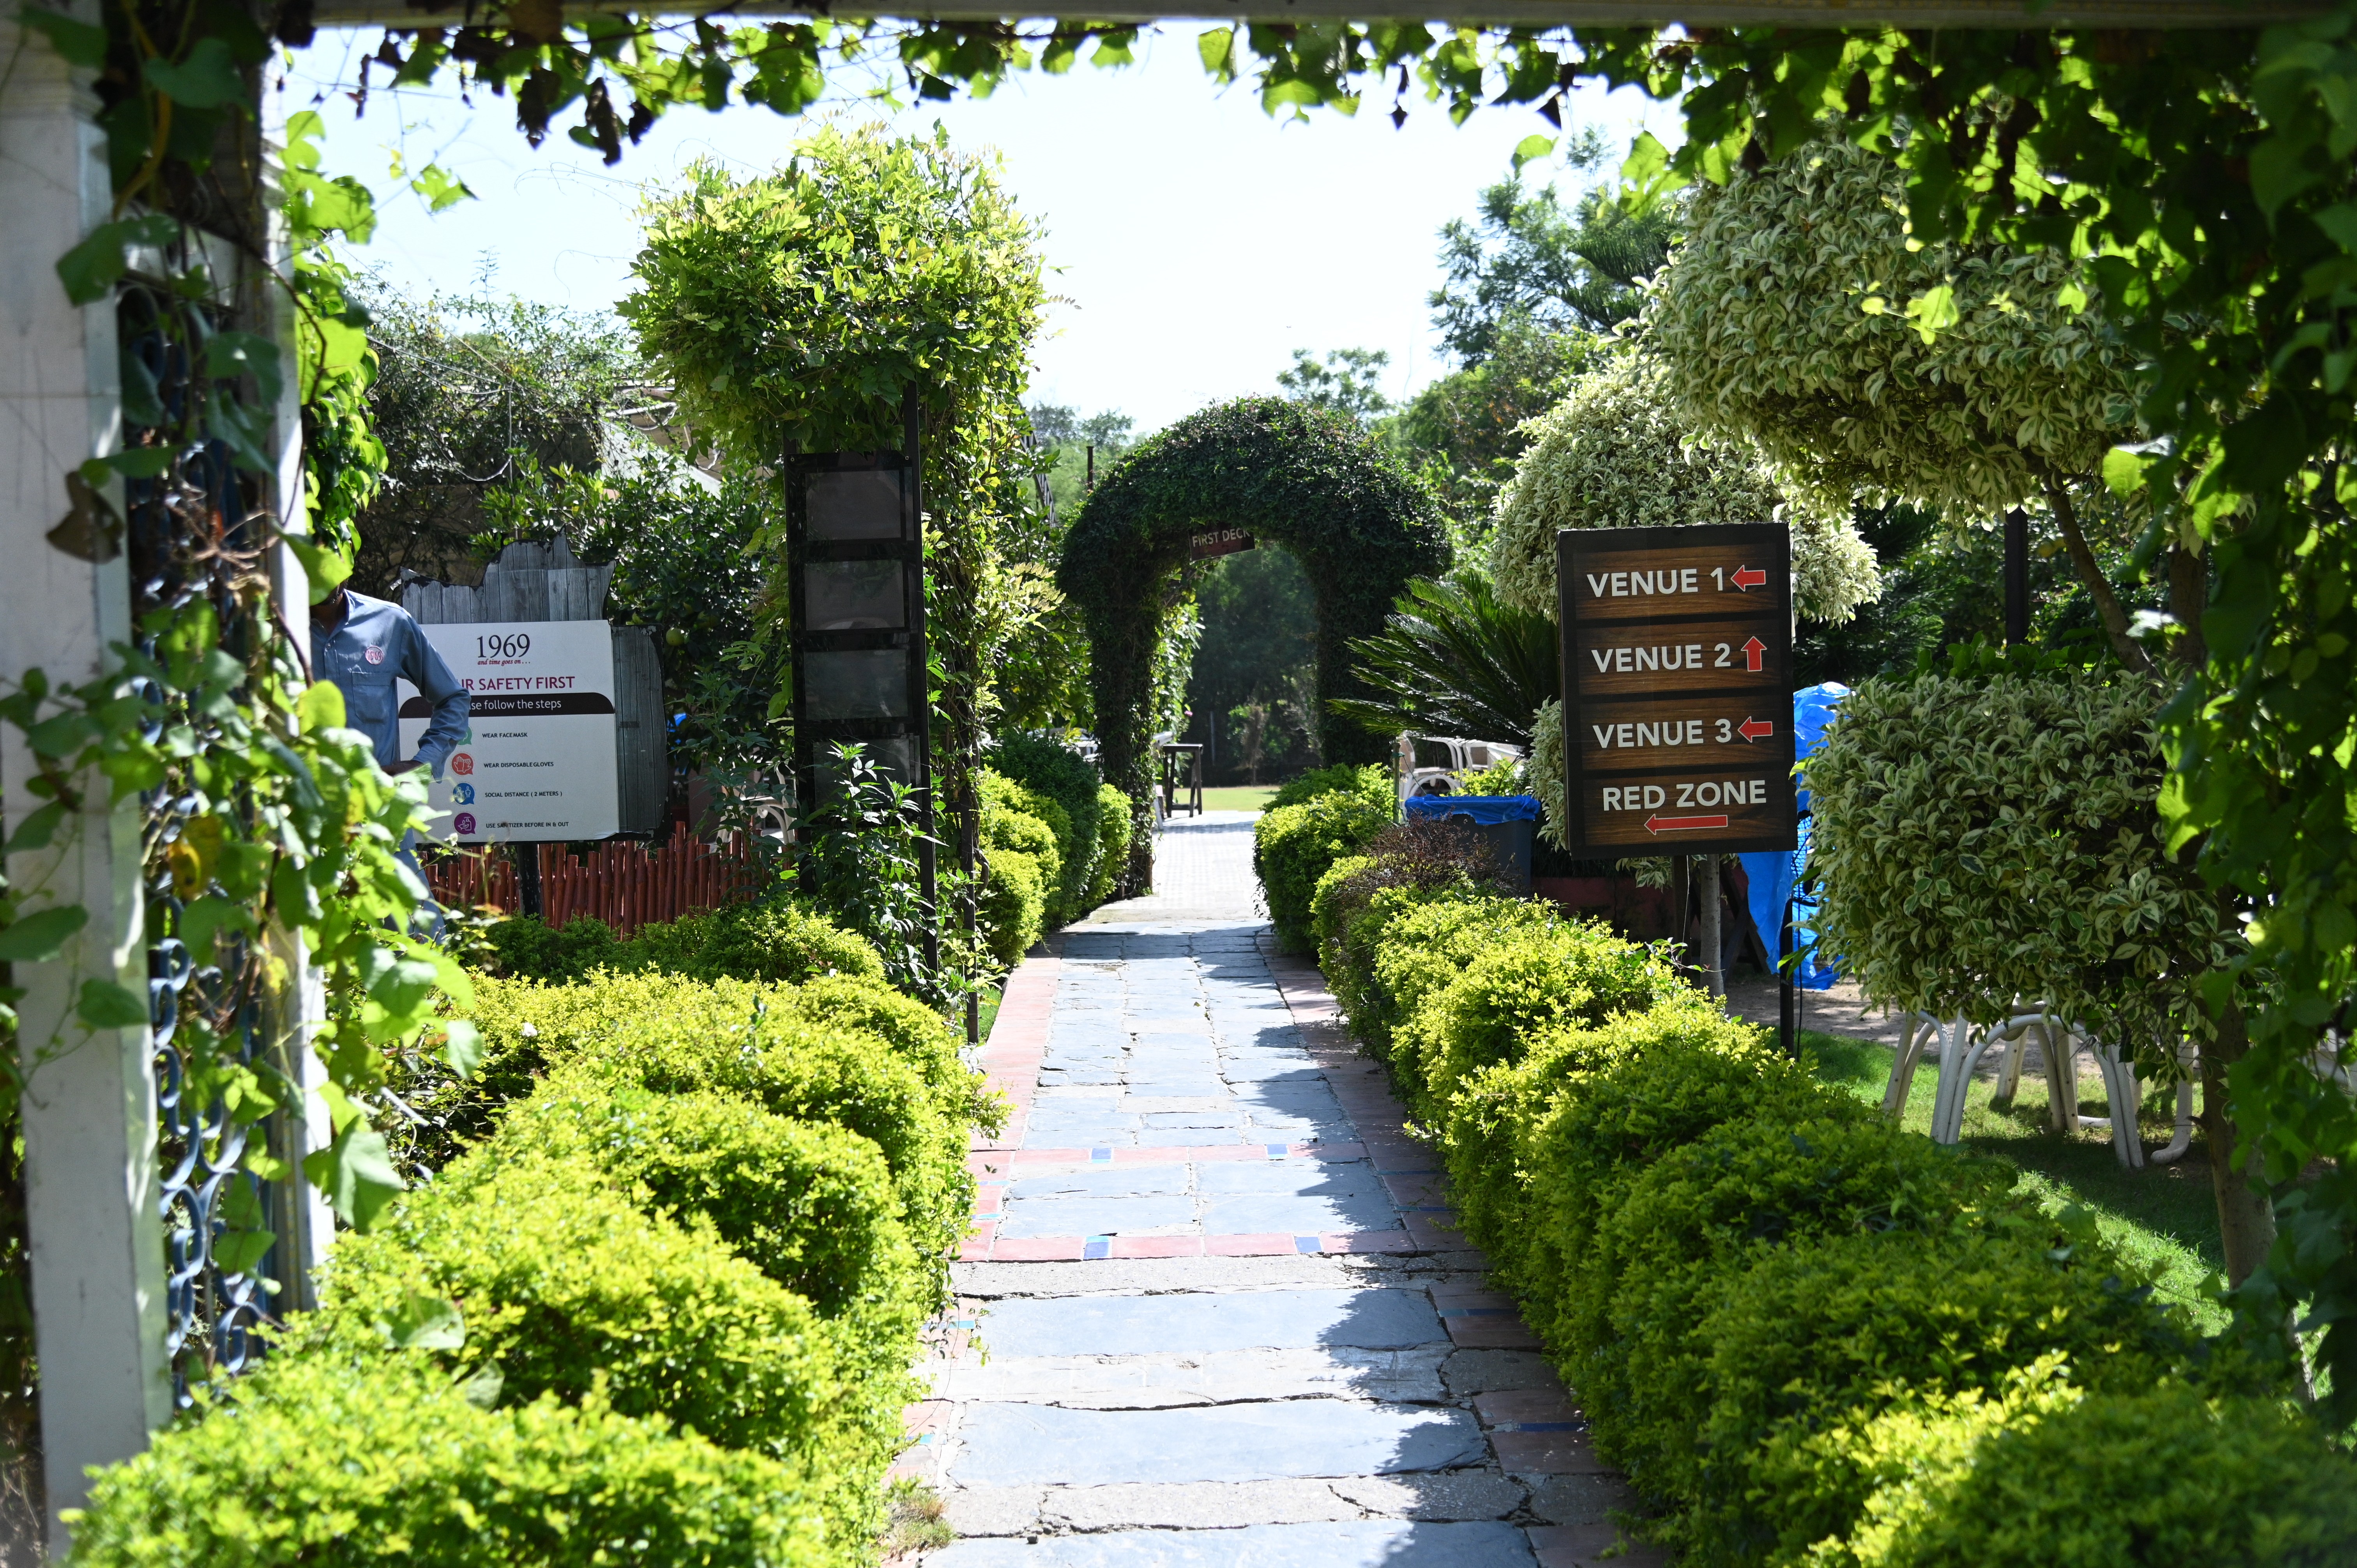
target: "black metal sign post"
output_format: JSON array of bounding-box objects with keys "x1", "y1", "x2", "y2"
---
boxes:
[
  {"x1": 786, "y1": 389, "x2": 937, "y2": 975},
  {"x1": 1557, "y1": 523, "x2": 1799, "y2": 996}
]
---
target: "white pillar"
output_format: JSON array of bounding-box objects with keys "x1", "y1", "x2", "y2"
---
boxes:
[{"x1": 0, "y1": 8, "x2": 173, "y2": 1553}]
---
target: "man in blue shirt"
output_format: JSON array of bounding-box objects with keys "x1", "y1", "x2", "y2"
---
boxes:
[{"x1": 309, "y1": 587, "x2": 470, "y2": 779}]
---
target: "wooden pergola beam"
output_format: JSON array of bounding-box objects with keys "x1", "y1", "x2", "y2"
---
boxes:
[{"x1": 307, "y1": 0, "x2": 2322, "y2": 30}]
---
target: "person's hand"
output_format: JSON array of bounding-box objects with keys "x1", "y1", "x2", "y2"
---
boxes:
[{"x1": 386, "y1": 759, "x2": 424, "y2": 775}]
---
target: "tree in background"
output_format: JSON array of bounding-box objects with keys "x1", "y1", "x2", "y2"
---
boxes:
[
  {"x1": 1028, "y1": 404, "x2": 1137, "y2": 517},
  {"x1": 1387, "y1": 320, "x2": 1594, "y2": 563},
  {"x1": 1184, "y1": 549, "x2": 1320, "y2": 784},
  {"x1": 1279, "y1": 348, "x2": 1394, "y2": 423},
  {"x1": 1391, "y1": 148, "x2": 1677, "y2": 563},
  {"x1": 1428, "y1": 136, "x2": 1678, "y2": 359},
  {"x1": 350, "y1": 287, "x2": 667, "y2": 594}
]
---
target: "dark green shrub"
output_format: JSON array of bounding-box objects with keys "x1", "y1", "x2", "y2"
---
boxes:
[
  {"x1": 548, "y1": 980, "x2": 978, "y2": 1286},
  {"x1": 1408, "y1": 917, "x2": 1684, "y2": 1104},
  {"x1": 481, "y1": 913, "x2": 622, "y2": 983},
  {"x1": 1588, "y1": 1113, "x2": 2016, "y2": 1492},
  {"x1": 1309, "y1": 816, "x2": 1525, "y2": 1044},
  {"x1": 623, "y1": 899, "x2": 886, "y2": 985},
  {"x1": 1665, "y1": 1227, "x2": 2191, "y2": 1564},
  {"x1": 978, "y1": 771, "x2": 1055, "y2": 962},
  {"x1": 479, "y1": 899, "x2": 883, "y2": 989},
  {"x1": 987, "y1": 734, "x2": 1105, "y2": 917},
  {"x1": 391, "y1": 967, "x2": 984, "y2": 1182},
  {"x1": 1448, "y1": 1009, "x2": 1842, "y2": 1351},
  {"x1": 1254, "y1": 790, "x2": 1396, "y2": 952},
  {"x1": 392, "y1": 972, "x2": 982, "y2": 1311},
  {"x1": 1360, "y1": 893, "x2": 1556, "y2": 1067},
  {"x1": 481, "y1": 1075, "x2": 922, "y2": 1360},
  {"x1": 1849, "y1": 1380, "x2": 2357, "y2": 1568},
  {"x1": 1271, "y1": 761, "x2": 1394, "y2": 811},
  {"x1": 1088, "y1": 782, "x2": 1133, "y2": 908},
  {"x1": 66, "y1": 1354, "x2": 828, "y2": 1568},
  {"x1": 287, "y1": 1153, "x2": 867, "y2": 1482}
]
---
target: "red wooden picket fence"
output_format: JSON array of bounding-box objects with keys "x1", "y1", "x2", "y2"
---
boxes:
[{"x1": 423, "y1": 823, "x2": 767, "y2": 938}]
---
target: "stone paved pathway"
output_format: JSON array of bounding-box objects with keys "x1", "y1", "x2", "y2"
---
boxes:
[{"x1": 898, "y1": 812, "x2": 1667, "y2": 1567}]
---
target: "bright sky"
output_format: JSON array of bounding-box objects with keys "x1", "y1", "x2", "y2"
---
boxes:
[{"x1": 284, "y1": 30, "x2": 1671, "y2": 433}]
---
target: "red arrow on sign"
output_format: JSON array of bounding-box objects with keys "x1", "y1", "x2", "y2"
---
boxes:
[
  {"x1": 1647, "y1": 812, "x2": 1731, "y2": 835},
  {"x1": 1732, "y1": 564, "x2": 1767, "y2": 590},
  {"x1": 1738, "y1": 717, "x2": 1775, "y2": 742},
  {"x1": 1742, "y1": 636, "x2": 1767, "y2": 672}
]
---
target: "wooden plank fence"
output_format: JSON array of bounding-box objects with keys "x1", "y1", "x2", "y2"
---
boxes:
[{"x1": 424, "y1": 823, "x2": 767, "y2": 937}]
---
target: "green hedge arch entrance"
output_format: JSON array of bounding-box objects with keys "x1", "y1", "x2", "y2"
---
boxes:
[{"x1": 1057, "y1": 396, "x2": 1449, "y2": 893}]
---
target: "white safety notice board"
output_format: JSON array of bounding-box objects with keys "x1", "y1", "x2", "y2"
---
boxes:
[{"x1": 398, "y1": 620, "x2": 620, "y2": 843}]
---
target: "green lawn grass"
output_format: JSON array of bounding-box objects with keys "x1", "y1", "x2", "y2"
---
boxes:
[
  {"x1": 1805, "y1": 1029, "x2": 2227, "y2": 1331},
  {"x1": 1199, "y1": 785, "x2": 1281, "y2": 814},
  {"x1": 975, "y1": 985, "x2": 1002, "y2": 1047}
]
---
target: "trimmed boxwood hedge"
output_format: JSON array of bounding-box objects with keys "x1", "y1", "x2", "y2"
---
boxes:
[
  {"x1": 67, "y1": 1355, "x2": 830, "y2": 1568},
  {"x1": 81, "y1": 948, "x2": 1001, "y2": 1566},
  {"x1": 1300, "y1": 829, "x2": 2340, "y2": 1568},
  {"x1": 986, "y1": 733, "x2": 1108, "y2": 921},
  {"x1": 1253, "y1": 790, "x2": 1394, "y2": 953}
]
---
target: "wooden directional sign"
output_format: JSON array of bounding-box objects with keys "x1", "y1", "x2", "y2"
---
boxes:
[
  {"x1": 1191, "y1": 528, "x2": 1256, "y2": 561},
  {"x1": 1555, "y1": 522, "x2": 1798, "y2": 860}
]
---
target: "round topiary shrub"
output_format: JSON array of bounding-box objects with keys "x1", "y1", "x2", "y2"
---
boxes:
[
  {"x1": 1802, "y1": 670, "x2": 2236, "y2": 1047},
  {"x1": 1648, "y1": 136, "x2": 2138, "y2": 522}
]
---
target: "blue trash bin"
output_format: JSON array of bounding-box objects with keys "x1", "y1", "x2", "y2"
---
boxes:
[{"x1": 1403, "y1": 794, "x2": 1542, "y2": 893}]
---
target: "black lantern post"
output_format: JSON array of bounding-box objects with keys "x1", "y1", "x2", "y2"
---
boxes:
[{"x1": 785, "y1": 388, "x2": 938, "y2": 974}]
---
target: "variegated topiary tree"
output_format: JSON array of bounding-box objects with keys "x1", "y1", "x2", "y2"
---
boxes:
[
  {"x1": 1487, "y1": 349, "x2": 1881, "y2": 845},
  {"x1": 1646, "y1": 138, "x2": 2164, "y2": 672}
]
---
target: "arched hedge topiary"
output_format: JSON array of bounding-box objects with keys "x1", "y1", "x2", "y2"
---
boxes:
[{"x1": 1057, "y1": 397, "x2": 1449, "y2": 892}]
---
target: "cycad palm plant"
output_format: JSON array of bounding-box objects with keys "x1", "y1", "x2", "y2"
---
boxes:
[{"x1": 1329, "y1": 576, "x2": 1556, "y2": 748}]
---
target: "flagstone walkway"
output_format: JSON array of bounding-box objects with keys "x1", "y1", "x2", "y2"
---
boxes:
[{"x1": 899, "y1": 812, "x2": 1667, "y2": 1567}]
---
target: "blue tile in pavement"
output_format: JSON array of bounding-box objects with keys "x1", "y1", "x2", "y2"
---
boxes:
[
  {"x1": 995, "y1": 1195, "x2": 1197, "y2": 1237},
  {"x1": 1008, "y1": 1165, "x2": 1190, "y2": 1199},
  {"x1": 979, "y1": 1287, "x2": 1446, "y2": 1356}
]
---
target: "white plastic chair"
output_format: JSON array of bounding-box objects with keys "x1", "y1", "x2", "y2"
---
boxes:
[{"x1": 1883, "y1": 1006, "x2": 2182, "y2": 1168}]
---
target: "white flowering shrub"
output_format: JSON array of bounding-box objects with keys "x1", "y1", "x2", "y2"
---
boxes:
[
  {"x1": 1488, "y1": 351, "x2": 1881, "y2": 629},
  {"x1": 1647, "y1": 138, "x2": 2138, "y2": 519}
]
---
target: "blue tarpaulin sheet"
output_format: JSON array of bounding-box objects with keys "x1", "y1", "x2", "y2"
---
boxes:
[
  {"x1": 1405, "y1": 793, "x2": 1543, "y2": 825},
  {"x1": 1737, "y1": 683, "x2": 1848, "y2": 990}
]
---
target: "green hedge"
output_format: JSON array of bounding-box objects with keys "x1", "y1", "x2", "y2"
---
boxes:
[
  {"x1": 78, "y1": 957, "x2": 1002, "y2": 1566},
  {"x1": 482, "y1": 897, "x2": 885, "y2": 988},
  {"x1": 1088, "y1": 782, "x2": 1132, "y2": 909},
  {"x1": 67, "y1": 1356, "x2": 829, "y2": 1568},
  {"x1": 1311, "y1": 832, "x2": 2339, "y2": 1567},
  {"x1": 389, "y1": 966, "x2": 993, "y2": 1198},
  {"x1": 1253, "y1": 789, "x2": 1394, "y2": 952},
  {"x1": 1270, "y1": 761, "x2": 1393, "y2": 812},
  {"x1": 286, "y1": 1153, "x2": 857, "y2": 1471},
  {"x1": 1832, "y1": 1375, "x2": 2357, "y2": 1568},
  {"x1": 481, "y1": 1075, "x2": 922, "y2": 1352},
  {"x1": 986, "y1": 734, "x2": 1107, "y2": 920}
]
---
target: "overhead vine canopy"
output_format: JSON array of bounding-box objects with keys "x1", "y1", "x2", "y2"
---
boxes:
[{"x1": 1057, "y1": 397, "x2": 1449, "y2": 890}]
